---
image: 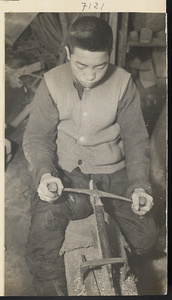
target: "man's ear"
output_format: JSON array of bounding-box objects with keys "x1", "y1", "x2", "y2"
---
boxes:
[{"x1": 65, "y1": 46, "x2": 71, "y2": 61}]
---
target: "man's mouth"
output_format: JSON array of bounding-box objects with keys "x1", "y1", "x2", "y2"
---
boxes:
[{"x1": 83, "y1": 82, "x2": 96, "y2": 87}]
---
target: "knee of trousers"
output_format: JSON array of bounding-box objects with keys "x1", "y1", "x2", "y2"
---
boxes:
[
  {"x1": 25, "y1": 207, "x2": 68, "y2": 275},
  {"x1": 130, "y1": 214, "x2": 159, "y2": 255},
  {"x1": 65, "y1": 193, "x2": 93, "y2": 220}
]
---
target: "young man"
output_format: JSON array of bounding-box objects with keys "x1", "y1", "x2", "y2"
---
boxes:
[{"x1": 23, "y1": 16, "x2": 158, "y2": 296}]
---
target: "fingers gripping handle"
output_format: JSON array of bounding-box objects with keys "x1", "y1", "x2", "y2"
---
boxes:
[
  {"x1": 139, "y1": 197, "x2": 146, "y2": 206},
  {"x1": 48, "y1": 182, "x2": 58, "y2": 193}
]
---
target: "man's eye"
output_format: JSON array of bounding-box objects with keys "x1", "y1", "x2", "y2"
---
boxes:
[
  {"x1": 96, "y1": 64, "x2": 106, "y2": 70},
  {"x1": 77, "y1": 64, "x2": 86, "y2": 69}
]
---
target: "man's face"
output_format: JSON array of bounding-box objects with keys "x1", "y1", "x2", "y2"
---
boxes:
[{"x1": 66, "y1": 47, "x2": 110, "y2": 88}]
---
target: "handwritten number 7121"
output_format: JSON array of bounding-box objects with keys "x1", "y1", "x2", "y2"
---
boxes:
[{"x1": 81, "y1": 2, "x2": 105, "y2": 11}]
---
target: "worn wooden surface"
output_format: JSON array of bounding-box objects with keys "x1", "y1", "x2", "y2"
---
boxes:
[
  {"x1": 109, "y1": 13, "x2": 118, "y2": 65},
  {"x1": 117, "y1": 13, "x2": 129, "y2": 67},
  {"x1": 63, "y1": 212, "x2": 137, "y2": 296}
]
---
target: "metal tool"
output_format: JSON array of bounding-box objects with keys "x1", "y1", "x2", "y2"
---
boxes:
[
  {"x1": 48, "y1": 182, "x2": 146, "y2": 205},
  {"x1": 63, "y1": 187, "x2": 132, "y2": 202}
]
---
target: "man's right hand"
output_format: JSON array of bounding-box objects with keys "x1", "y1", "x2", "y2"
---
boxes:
[{"x1": 37, "y1": 173, "x2": 64, "y2": 203}]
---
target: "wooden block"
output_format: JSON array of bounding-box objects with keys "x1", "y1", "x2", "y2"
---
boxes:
[
  {"x1": 129, "y1": 31, "x2": 139, "y2": 42},
  {"x1": 139, "y1": 59, "x2": 152, "y2": 71},
  {"x1": 140, "y1": 28, "x2": 153, "y2": 44},
  {"x1": 156, "y1": 30, "x2": 166, "y2": 40},
  {"x1": 129, "y1": 58, "x2": 152, "y2": 71},
  {"x1": 152, "y1": 49, "x2": 166, "y2": 77},
  {"x1": 139, "y1": 60, "x2": 157, "y2": 89}
]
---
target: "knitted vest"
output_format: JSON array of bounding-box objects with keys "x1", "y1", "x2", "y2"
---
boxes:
[{"x1": 44, "y1": 62, "x2": 131, "y2": 174}]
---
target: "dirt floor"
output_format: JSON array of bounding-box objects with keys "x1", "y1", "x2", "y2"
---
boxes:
[{"x1": 5, "y1": 120, "x2": 36, "y2": 296}]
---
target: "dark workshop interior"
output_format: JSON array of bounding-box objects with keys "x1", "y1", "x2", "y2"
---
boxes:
[{"x1": 5, "y1": 12, "x2": 167, "y2": 296}]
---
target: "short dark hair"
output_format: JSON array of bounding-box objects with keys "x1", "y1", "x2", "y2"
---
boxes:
[{"x1": 67, "y1": 16, "x2": 113, "y2": 54}]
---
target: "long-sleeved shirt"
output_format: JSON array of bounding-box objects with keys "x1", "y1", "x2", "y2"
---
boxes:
[{"x1": 23, "y1": 62, "x2": 152, "y2": 196}]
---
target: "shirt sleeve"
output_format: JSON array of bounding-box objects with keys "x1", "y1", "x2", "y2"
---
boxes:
[
  {"x1": 117, "y1": 77, "x2": 152, "y2": 197},
  {"x1": 23, "y1": 77, "x2": 60, "y2": 189}
]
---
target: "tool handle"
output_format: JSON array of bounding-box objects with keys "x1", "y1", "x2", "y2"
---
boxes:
[
  {"x1": 48, "y1": 182, "x2": 58, "y2": 193},
  {"x1": 139, "y1": 197, "x2": 146, "y2": 206}
]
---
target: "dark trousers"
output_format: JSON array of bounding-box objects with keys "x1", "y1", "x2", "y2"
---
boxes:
[{"x1": 25, "y1": 168, "x2": 159, "y2": 287}]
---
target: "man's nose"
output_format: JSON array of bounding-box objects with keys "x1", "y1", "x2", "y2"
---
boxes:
[{"x1": 85, "y1": 69, "x2": 96, "y2": 81}]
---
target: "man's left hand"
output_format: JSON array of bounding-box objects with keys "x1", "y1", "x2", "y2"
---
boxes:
[{"x1": 131, "y1": 188, "x2": 154, "y2": 216}]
